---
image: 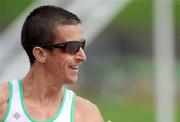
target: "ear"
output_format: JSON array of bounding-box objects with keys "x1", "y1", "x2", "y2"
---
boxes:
[{"x1": 32, "y1": 47, "x2": 47, "y2": 63}]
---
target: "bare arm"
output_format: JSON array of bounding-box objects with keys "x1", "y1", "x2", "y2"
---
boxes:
[
  {"x1": 75, "y1": 96, "x2": 104, "y2": 122},
  {"x1": 0, "y1": 82, "x2": 10, "y2": 121}
]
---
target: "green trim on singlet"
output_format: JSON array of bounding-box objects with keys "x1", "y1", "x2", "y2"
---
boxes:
[
  {"x1": 70, "y1": 93, "x2": 76, "y2": 122},
  {"x1": 18, "y1": 80, "x2": 67, "y2": 122},
  {"x1": 2, "y1": 81, "x2": 13, "y2": 122}
]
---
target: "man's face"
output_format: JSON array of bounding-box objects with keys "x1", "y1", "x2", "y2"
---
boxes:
[{"x1": 45, "y1": 24, "x2": 86, "y2": 84}]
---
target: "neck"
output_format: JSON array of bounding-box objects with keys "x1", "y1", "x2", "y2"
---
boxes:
[{"x1": 21, "y1": 65, "x2": 64, "y2": 106}]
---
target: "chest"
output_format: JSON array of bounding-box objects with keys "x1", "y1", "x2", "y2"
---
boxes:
[{"x1": 24, "y1": 100, "x2": 60, "y2": 121}]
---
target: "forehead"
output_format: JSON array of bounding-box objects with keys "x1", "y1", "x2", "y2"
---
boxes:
[{"x1": 54, "y1": 24, "x2": 84, "y2": 43}]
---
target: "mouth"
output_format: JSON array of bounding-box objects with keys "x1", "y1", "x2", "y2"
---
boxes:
[{"x1": 69, "y1": 65, "x2": 79, "y2": 71}]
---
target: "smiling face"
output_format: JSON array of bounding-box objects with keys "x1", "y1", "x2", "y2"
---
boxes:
[{"x1": 45, "y1": 24, "x2": 86, "y2": 84}]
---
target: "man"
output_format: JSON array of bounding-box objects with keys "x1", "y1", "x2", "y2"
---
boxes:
[{"x1": 0, "y1": 5, "x2": 104, "y2": 122}]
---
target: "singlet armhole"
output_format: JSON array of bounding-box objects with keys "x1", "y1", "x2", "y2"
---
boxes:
[
  {"x1": 2, "y1": 81, "x2": 13, "y2": 122},
  {"x1": 70, "y1": 93, "x2": 76, "y2": 122}
]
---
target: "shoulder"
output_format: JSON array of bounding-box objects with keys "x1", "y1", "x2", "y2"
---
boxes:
[
  {"x1": 74, "y1": 96, "x2": 104, "y2": 122},
  {"x1": 0, "y1": 82, "x2": 10, "y2": 120}
]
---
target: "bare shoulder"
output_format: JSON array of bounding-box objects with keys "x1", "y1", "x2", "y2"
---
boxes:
[
  {"x1": 74, "y1": 96, "x2": 104, "y2": 122},
  {"x1": 0, "y1": 82, "x2": 10, "y2": 120}
]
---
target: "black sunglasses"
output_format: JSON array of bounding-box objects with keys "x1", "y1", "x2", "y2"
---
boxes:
[{"x1": 29, "y1": 40, "x2": 86, "y2": 54}]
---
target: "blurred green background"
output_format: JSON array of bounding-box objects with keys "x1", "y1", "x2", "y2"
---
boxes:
[{"x1": 0, "y1": 0, "x2": 179, "y2": 122}]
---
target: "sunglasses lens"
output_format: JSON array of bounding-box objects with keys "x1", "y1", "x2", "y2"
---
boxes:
[
  {"x1": 81, "y1": 41, "x2": 85, "y2": 49},
  {"x1": 67, "y1": 41, "x2": 85, "y2": 54}
]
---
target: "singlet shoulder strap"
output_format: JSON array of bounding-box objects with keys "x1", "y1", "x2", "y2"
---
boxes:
[
  {"x1": 66, "y1": 89, "x2": 76, "y2": 122},
  {"x1": 53, "y1": 89, "x2": 76, "y2": 122},
  {"x1": 2, "y1": 81, "x2": 13, "y2": 122},
  {"x1": 70, "y1": 90, "x2": 76, "y2": 122}
]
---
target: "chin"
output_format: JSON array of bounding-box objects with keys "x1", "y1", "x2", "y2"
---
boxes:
[{"x1": 66, "y1": 77, "x2": 78, "y2": 84}]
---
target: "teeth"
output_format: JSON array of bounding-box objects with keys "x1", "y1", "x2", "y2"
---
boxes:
[{"x1": 70, "y1": 65, "x2": 78, "y2": 70}]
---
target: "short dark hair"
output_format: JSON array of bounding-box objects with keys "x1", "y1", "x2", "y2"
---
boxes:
[{"x1": 21, "y1": 5, "x2": 81, "y2": 66}]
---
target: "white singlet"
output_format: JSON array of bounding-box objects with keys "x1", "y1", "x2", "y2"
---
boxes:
[{"x1": 2, "y1": 79, "x2": 76, "y2": 122}]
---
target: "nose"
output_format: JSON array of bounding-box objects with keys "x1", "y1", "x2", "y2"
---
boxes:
[{"x1": 75, "y1": 47, "x2": 87, "y2": 62}]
